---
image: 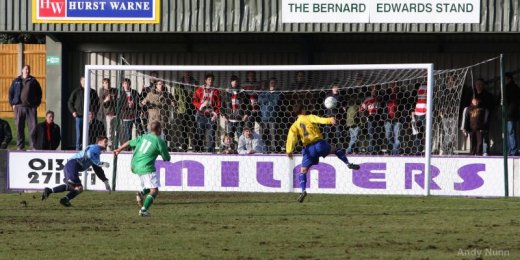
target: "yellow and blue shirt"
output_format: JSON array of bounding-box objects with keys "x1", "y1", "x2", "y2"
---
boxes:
[{"x1": 286, "y1": 115, "x2": 334, "y2": 154}]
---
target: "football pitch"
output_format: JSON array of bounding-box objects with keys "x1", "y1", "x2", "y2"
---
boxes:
[{"x1": 1, "y1": 191, "x2": 519, "y2": 259}]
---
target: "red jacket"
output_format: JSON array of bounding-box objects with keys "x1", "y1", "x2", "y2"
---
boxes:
[
  {"x1": 360, "y1": 96, "x2": 380, "y2": 116},
  {"x1": 193, "y1": 86, "x2": 221, "y2": 115}
]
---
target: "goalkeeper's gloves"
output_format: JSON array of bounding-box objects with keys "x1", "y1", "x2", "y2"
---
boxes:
[
  {"x1": 100, "y1": 162, "x2": 110, "y2": 168},
  {"x1": 103, "y1": 180, "x2": 111, "y2": 193}
]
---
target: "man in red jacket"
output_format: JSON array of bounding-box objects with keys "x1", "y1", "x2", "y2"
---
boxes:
[
  {"x1": 192, "y1": 73, "x2": 221, "y2": 153},
  {"x1": 31, "y1": 111, "x2": 61, "y2": 150}
]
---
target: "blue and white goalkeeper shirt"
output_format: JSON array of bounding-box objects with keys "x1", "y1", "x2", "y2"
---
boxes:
[{"x1": 69, "y1": 144, "x2": 103, "y2": 171}]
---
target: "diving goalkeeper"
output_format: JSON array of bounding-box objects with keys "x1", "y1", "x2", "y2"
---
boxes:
[{"x1": 41, "y1": 136, "x2": 112, "y2": 207}]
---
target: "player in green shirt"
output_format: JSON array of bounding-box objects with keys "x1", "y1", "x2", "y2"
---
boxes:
[{"x1": 113, "y1": 121, "x2": 171, "y2": 217}]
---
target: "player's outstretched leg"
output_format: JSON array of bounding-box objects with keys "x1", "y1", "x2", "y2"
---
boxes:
[
  {"x1": 60, "y1": 197, "x2": 72, "y2": 207},
  {"x1": 41, "y1": 188, "x2": 52, "y2": 200},
  {"x1": 298, "y1": 173, "x2": 308, "y2": 203},
  {"x1": 333, "y1": 147, "x2": 360, "y2": 170},
  {"x1": 60, "y1": 185, "x2": 82, "y2": 207},
  {"x1": 42, "y1": 184, "x2": 69, "y2": 201},
  {"x1": 59, "y1": 192, "x2": 77, "y2": 207}
]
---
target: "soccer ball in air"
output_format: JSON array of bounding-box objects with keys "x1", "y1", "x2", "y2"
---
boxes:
[{"x1": 324, "y1": 96, "x2": 338, "y2": 109}]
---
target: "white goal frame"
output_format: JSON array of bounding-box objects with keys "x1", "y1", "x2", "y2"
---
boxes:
[{"x1": 83, "y1": 64, "x2": 435, "y2": 195}]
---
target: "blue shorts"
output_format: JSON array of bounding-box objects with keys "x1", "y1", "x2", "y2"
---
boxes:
[
  {"x1": 64, "y1": 159, "x2": 82, "y2": 186},
  {"x1": 301, "y1": 140, "x2": 331, "y2": 168}
]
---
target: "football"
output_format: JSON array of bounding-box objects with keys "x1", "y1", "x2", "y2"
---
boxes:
[{"x1": 324, "y1": 96, "x2": 338, "y2": 109}]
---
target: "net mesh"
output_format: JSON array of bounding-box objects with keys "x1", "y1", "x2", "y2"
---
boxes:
[
  {"x1": 431, "y1": 69, "x2": 468, "y2": 155},
  {"x1": 85, "y1": 67, "x2": 471, "y2": 156},
  {"x1": 77, "y1": 59, "x2": 507, "y2": 195}
]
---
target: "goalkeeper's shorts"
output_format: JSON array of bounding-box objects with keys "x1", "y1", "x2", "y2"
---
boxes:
[{"x1": 64, "y1": 160, "x2": 82, "y2": 186}]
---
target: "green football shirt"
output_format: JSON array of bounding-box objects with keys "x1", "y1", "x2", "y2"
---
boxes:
[{"x1": 129, "y1": 133, "x2": 171, "y2": 175}]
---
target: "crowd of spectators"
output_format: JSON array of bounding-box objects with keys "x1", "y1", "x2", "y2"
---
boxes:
[{"x1": 3, "y1": 66, "x2": 519, "y2": 157}]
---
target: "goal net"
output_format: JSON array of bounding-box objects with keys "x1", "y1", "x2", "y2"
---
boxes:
[
  {"x1": 79, "y1": 60, "x2": 504, "y2": 197},
  {"x1": 82, "y1": 64, "x2": 440, "y2": 153}
]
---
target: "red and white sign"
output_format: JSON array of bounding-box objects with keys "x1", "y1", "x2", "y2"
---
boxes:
[{"x1": 38, "y1": 0, "x2": 66, "y2": 17}]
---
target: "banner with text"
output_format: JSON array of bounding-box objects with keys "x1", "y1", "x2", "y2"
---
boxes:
[
  {"x1": 282, "y1": 0, "x2": 480, "y2": 23},
  {"x1": 8, "y1": 151, "x2": 515, "y2": 197},
  {"x1": 33, "y1": 0, "x2": 160, "y2": 23},
  {"x1": 8, "y1": 151, "x2": 114, "y2": 191}
]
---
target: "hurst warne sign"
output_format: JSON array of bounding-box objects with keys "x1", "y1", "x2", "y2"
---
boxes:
[
  {"x1": 282, "y1": 0, "x2": 480, "y2": 23},
  {"x1": 33, "y1": 0, "x2": 160, "y2": 23}
]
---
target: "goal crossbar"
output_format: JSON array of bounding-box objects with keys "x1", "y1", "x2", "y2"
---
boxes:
[{"x1": 85, "y1": 64, "x2": 434, "y2": 72}]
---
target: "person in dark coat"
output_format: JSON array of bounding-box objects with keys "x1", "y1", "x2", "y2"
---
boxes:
[
  {"x1": 8, "y1": 65, "x2": 42, "y2": 150},
  {"x1": 88, "y1": 111, "x2": 106, "y2": 145},
  {"x1": 0, "y1": 118, "x2": 13, "y2": 149},
  {"x1": 472, "y1": 78, "x2": 495, "y2": 155},
  {"x1": 461, "y1": 98, "x2": 489, "y2": 155},
  {"x1": 67, "y1": 76, "x2": 101, "y2": 150},
  {"x1": 31, "y1": 111, "x2": 61, "y2": 150},
  {"x1": 505, "y1": 73, "x2": 520, "y2": 155}
]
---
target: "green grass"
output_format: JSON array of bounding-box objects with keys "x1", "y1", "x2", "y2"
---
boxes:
[
  {"x1": 1, "y1": 192, "x2": 519, "y2": 259},
  {"x1": 3, "y1": 117, "x2": 44, "y2": 150}
]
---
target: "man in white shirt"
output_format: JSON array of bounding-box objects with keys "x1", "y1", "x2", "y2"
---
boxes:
[{"x1": 238, "y1": 126, "x2": 265, "y2": 154}]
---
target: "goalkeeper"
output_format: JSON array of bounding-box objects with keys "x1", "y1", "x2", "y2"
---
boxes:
[
  {"x1": 286, "y1": 104, "x2": 360, "y2": 203},
  {"x1": 41, "y1": 136, "x2": 112, "y2": 207},
  {"x1": 113, "y1": 121, "x2": 171, "y2": 217}
]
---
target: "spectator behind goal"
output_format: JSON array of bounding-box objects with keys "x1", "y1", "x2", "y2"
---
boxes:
[
  {"x1": 237, "y1": 125, "x2": 265, "y2": 154},
  {"x1": 461, "y1": 97, "x2": 489, "y2": 156},
  {"x1": 192, "y1": 73, "x2": 221, "y2": 153},
  {"x1": 173, "y1": 71, "x2": 198, "y2": 152},
  {"x1": 222, "y1": 75, "x2": 249, "y2": 141},
  {"x1": 99, "y1": 78, "x2": 117, "y2": 150},
  {"x1": 67, "y1": 76, "x2": 100, "y2": 150},
  {"x1": 220, "y1": 133, "x2": 238, "y2": 154},
  {"x1": 88, "y1": 111, "x2": 106, "y2": 145},
  {"x1": 258, "y1": 77, "x2": 283, "y2": 153},
  {"x1": 119, "y1": 78, "x2": 139, "y2": 146},
  {"x1": 140, "y1": 80, "x2": 176, "y2": 151}
]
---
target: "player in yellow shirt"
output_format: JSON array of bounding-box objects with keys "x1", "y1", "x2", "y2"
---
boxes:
[{"x1": 286, "y1": 104, "x2": 360, "y2": 202}]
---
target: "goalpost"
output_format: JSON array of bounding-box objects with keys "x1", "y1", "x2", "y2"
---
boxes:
[{"x1": 81, "y1": 63, "x2": 437, "y2": 195}]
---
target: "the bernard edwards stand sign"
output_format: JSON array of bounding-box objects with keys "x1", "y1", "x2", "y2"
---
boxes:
[{"x1": 282, "y1": 0, "x2": 480, "y2": 24}]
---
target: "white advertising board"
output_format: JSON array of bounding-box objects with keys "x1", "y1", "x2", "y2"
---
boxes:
[
  {"x1": 8, "y1": 151, "x2": 114, "y2": 191},
  {"x1": 8, "y1": 151, "x2": 515, "y2": 197}
]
